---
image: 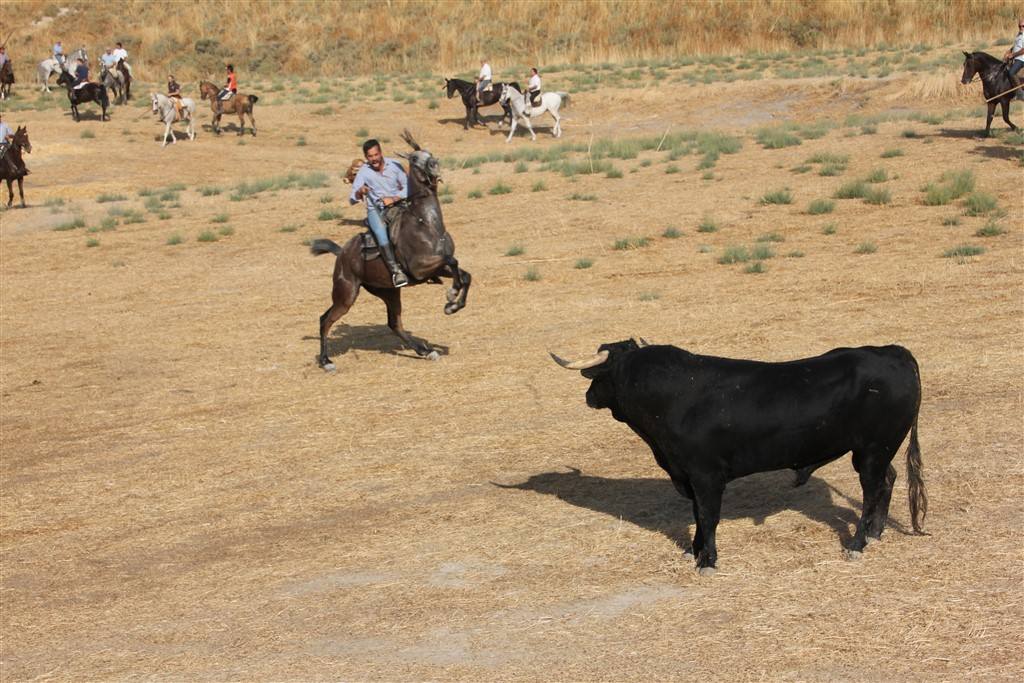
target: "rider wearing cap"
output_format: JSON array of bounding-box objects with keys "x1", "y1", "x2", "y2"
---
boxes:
[{"x1": 216, "y1": 64, "x2": 237, "y2": 115}]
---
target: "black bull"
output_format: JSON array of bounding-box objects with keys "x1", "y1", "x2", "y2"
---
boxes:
[{"x1": 549, "y1": 340, "x2": 928, "y2": 574}]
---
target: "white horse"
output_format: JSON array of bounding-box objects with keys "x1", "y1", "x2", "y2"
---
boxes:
[
  {"x1": 151, "y1": 92, "x2": 196, "y2": 147},
  {"x1": 37, "y1": 47, "x2": 87, "y2": 92},
  {"x1": 498, "y1": 84, "x2": 569, "y2": 142}
]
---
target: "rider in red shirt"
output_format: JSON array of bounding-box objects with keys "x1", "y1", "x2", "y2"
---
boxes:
[{"x1": 216, "y1": 64, "x2": 238, "y2": 115}]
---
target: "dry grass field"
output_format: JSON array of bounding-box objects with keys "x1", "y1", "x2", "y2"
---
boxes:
[{"x1": 2, "y1": 49, "x2": 1023, "y2": 680}]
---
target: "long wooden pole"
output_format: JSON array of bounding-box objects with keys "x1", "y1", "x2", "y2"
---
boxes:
[{"x1": 985, "y1": 82, "x2": 1024, "y2": 102}]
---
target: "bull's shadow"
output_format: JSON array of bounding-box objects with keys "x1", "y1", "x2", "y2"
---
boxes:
[
  {"x1": 304, "y1": 323, "x2": 449, "y2": 359},
  {"x1": 496, "y1": 466, "x2": 910, "y2": 552}
]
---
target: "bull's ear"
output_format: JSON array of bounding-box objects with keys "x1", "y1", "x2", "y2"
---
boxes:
[{"x1": 963, "y1": 51, "x2": 971, "y2": 58}]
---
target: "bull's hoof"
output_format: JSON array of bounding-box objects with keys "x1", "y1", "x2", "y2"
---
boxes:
[
  {"x1": 426, "y1": 350, "x2": 441, "y2": 361},
  {"x1": 845, "y1": 549, "x2": 863, "y2": 561},
  {"x1": 698, "y1": 566, "x2": 716, "y2": 577},
  {"x1": 444, "y1": 302, "x2": 461, "y2": 315}
]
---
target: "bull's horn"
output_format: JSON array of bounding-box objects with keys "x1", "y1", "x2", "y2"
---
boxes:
[
  {"x1": 549, "y1": 349, "x2": 609, "y2": 370},
  {"x1": 632, "y1": 336, "x2": 649, "y2": 347}
]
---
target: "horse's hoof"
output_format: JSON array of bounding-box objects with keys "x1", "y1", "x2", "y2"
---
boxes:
[
  {"x1": 426, "y1": 350, "x2": 441, "y2": 361},
  {"x1": 321, "y1": 362, "x2": 336, "y2": 373},
  {"x1": 444, "y1": 303, "x2": 460, "y2": 315},
  {"x1": 698, "y1": 566, "x2": 716, "y2": 577},
  {"x1": 445, "y1": 287, "x2": 458, "y2": 303},
  {"x1": 845, "y1": 549, "x2": 863, "y2": 561}
]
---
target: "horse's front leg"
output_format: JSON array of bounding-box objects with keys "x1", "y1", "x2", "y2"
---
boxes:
[
  {"x1": 506, "y1": 116, "x2": 518, "y2": 143},
  {"x1": 1000, "y1": 98, "x2": 1017, "y2": 131},
  {"x1": 984, "y1": 102, "x2": 995, "y2": 136},
  {"x1": 5, "y1": 178, "x2": 13, "y2": 208},
  {"x1": 16, "y1": 177, "x2": 25, "y2": 208},
  {"x1": 524, "y1": 115, "x2": 536, "y2": 142}
]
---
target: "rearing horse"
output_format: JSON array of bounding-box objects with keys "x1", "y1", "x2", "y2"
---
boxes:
[
  {"x1": 198, "y1": 80, "x2": 258, "y2": 136},
  {"x1": 443, "y1": 77, "x2": 519, "y2": 130},
  {"x1": 1, "y1": 126, "x2": 31, "y2": 208},
  {"x1": 961, "y1": 51, "x2": 1018, "y2": 136},
  {"x1": 310, "y1": 130, "x2": 471, "y2": 370}
]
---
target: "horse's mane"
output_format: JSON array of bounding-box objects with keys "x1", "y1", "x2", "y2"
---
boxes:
[{"x1": 969, "y1": 51, "x2": 1003, "y2": 67}]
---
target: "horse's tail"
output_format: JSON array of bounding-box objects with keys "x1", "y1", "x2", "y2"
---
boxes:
[
  {"x1": 249, "y1": 95, "x2": 259, "y2": 105},
  {"x1": 557, "y1": 92, "x2": 570, "y2": 107},
  {"x1": 310, "y1": 239, "x2": 343, "y2": 257},
  {"x1": 99, "y1": 85, "x2": 109, "y2": 108}
]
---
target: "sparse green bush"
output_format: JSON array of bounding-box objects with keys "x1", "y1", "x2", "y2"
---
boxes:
[
  {"x1": 822, "y1": 222, "x2": 837, "y2": 235},
  {"x1": 531, "y1": 180, "x2": 547, "y2": 192},
  {"x1": 575, "y1": 258, "x2": 594, "y2": 269},
  {"x1": 835, "y1": 180, "x2": 868, "y2": 199},
  {"x1": 55, "y1": 217, "x2": 86, "y2": 231},
  {"x1": 941, "y1": 216, "x2": 961, "y2": 226},
  {"x1": 744, "y1": 261, "x2": 766, "y2": 273},
  {"x1": 697, "y1": 216, "x2": 718, "y2": 232},
  {"x1": 718, "y1": 246, "x2": 751, "y2": 264},
  {"x1": 863, "y1": 187, "x2": 891, "y2": 205},
  {"x1": 569, "y1": 193, "x2": 598, "y2": 201},
  {"x1": 166, "y1": 233, "x2": 184, "y2": 245},
  {"x1": 881, "y1": 148, "x2": 904, "y2": 158},
  {"x1": 854, "y1": 242, "x2": 877, "y2": 254},
  {"x1": 523, "y1": 266, "x2": 541, "y2": 281},
  {"x1": 467, "y1": 189, "x2": 483, "y2": 199},
  {"x1": 514, "y1": 161, "x2": 528, "y2": 173},
  {"x1": 197, "y1": 230, "x2": 218, "y2": 242},
  {"x1": 218, "y1": 225, "x2": 234, "y2": 236},
  {"x1": 756, "y1": 232, "x2": 784, "y2": 243},
  {"x1": 96, "y1": 193, "x2": 126, "y2": 203},
  {"x1": 943, "y1": 244, "x2": 984, "y2": 258},
  {"x1": 613, "y1": 236, "x2": 650, "y2": 250},
  {"x1": 638, "y1": 292, "x2": 661, "y2": 301},
  {"x1": 318, "y1": 208, "x2": 342, "y2": 220},
  {"x1": 85, "y1": 238, "x2": 100, "y2": 247},
  {"x1": 662, "y1": 227, "x2": 682, "y2": 238},
  {"x1": 865, "y1": 168, "x2": 889, "y2": 183},
  {"x1": 199, "y1": 186, "x2": 222, "y2": 196},
  {"x1": 489, "y1": 181, "x2": 512, "y2": 195},
  {"x1": 807, "y1": 198, "x2": 835, "y2": 214},
  {"x1": 505, "y1": 244, "x2": 525, "y2": 256},
  {"x1": 962, "y1": 191, "x2": 998, "y2": 216},
  {"x1": 761, "y1": 189, "x2": 793, "y2": 205},
  {"x1": 974, "y1": 220, "x2": 1006, "y2": 237},
  {"x1": 211, "y1": 213, "x2": 229, "y2": 223}
]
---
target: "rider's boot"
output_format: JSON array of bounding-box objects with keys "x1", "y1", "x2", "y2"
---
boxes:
[{"x1": 379, "y1": 242, "x2": 408, "y2": 287}]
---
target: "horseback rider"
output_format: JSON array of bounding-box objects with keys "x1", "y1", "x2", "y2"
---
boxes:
[
  {"x1": 0, "y1": 46, "x2": 9, "y2": 72},
  {"x1": 349, "y1": 138, "x2": 409, "y2": 288},
  {"x1": 0, "y1": 113, "x2": 25, "y2": 176},
  {"x1": 100, "y1": 47, "x2": 117, "y2": 71},
  {"x1": 527, "y1": 67, "x2": 542, "y2": 107},
  {"x1": 1004, "y1": 18, "x2": 1024, "y2": 99},
  {"x1": 72, "y1": 57, "x2": 90, "y2": 89},
  {"x1": 475, "y1": 58, "x2": 492, "y2": 104},
  {"x1": 216, "y1": 64, "x2": 237, "y2": 116},
  {"x1": 112, "y1": 41, "x2": 132, "y2": 78},
  {"x1": 52, "y1": 40, "x2": 65, "y2": 69},
  {"x1": 167, "y1": 73, "x2": 184, "y2": 118}
]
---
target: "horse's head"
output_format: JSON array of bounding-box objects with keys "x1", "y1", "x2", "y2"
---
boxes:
[
  {"x1": 14, "y1": 127, "x2": 31, "y2": 154},
  {"x1": 498, "y1": 83, "x2": 511, "y2": 104},
  {"x1": 444, "y1": 78, "x2": 457, "y2": 99},
  {"x1": 961, "y1": 51, "x2": 979, "y2": 85},
  {"x1": 56, "y1": 70, "x2": 72, "y2": 87},
  {"x1": 150, "y1": 92, "x2": 160, "y2": 112},
  {"x1": 398, "y1": 129, "x2": 442, "y2": 190}
]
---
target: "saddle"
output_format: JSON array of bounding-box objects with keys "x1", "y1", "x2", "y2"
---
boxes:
[
  {"x1": 360, "y1": 202, "x2": 408, "y2": 262},
  {"x1": 482, "y1": 82, "x2": 493, "y2": 93}
]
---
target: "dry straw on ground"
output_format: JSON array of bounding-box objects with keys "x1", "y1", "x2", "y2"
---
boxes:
[{"x1": 1, "y1": 27, "x2": 1023, "y2": 683}]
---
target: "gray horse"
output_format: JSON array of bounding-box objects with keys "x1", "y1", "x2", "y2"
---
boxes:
[
  {"x1": 101, "y1": 64, "x2": 125, "y2": 103},
  {"x1": 37, "y1": 47, "x2": 87, "y2": 93},
  {"x1": 151, "y1": 92, "x2": 196, "y2": 147}
]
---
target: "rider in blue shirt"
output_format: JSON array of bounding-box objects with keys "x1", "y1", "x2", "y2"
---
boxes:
[
  {"x1": 349, "y1": 138, "x2": 409, "y2": 287},
  {"x1": 73, "y1": 59, "x2": 89, "y2": 87}
]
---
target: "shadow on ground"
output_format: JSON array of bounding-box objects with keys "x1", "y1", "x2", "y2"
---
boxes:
[
  {"x1": 497, "y1": 466, "x2": 916, "y2": 552},
  {"x1": 306, "y1": 323, "x2": 450, "y2": 359}
]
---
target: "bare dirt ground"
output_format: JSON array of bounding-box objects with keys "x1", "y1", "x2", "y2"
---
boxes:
[{"x1": 1, "y1": 68, "x2": 1022, "y2": 681}]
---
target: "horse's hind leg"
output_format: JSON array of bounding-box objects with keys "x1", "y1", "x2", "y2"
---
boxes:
[
  {"x1": 442, "y1": 259, "x2": 471, "y2": 315},
  {"x1": 984, "y1": 102, "x2": 995, "y2": 136},
  {"x1": 365, "y1": 285, "x2": 437, "y2": 359},
  {"x1": 551, "y1": 110, "x2": 561, "y2": 137},
  {"x1": 237, "y1": 110, "x2": 245, "y2": 136},
  {"x1": 5, "y1": 178, "x2": 13, "y2": 207},
  {"x1": 248, "y1": 109, "x2": 256, "y2": 136},
  {"x1": 17, "y1": 177, "x2": 25, "y2": 208},
  {"x1": 318, "y1": 279, "x2": 360, "y2": 371}
]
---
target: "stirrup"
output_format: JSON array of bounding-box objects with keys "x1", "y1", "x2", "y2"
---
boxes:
[{"x1": 392, "y1": 272, "x2": 409, "y2": 288}]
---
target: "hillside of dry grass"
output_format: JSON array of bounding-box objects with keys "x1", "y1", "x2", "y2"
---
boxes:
[{"x1": 1, "y1": 0, "x2": 1021, "y2": 81}]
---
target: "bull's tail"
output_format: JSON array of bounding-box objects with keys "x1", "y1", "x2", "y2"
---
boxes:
[
  {"x1": 906, "y1": 417, "x2": 928, "y2": 534},
  {"x1": 310, "y1": 239, "x2": 342, "y2": 257}
]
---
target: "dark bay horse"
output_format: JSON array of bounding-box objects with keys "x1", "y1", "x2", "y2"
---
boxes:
[
  {"x1": 56, "y1": 70, "x2": 109, "y2": 121},
  {"x1": 117, "y1": 58, "x2": 132, "y2": 100},
  {"x1": 0, "y1": 59, "x2": 14, "y2": 100},
  {"x1": 1, "y1": 126, "x2": 31, "y2": 208},
  {"x1": 198, "y1": 80, "x2": 258, "y2": 136},
  {"x1": 310, "y1": 130, "x2": 471, "y2": 370},
  {"x1": 961, "y1": 51, "x2": 1018, "y2": 136},
  {"x1": 443, "y1": 77, "x2": 519, "y2": 130}
]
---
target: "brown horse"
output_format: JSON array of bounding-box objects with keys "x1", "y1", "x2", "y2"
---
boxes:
[
  {"x1": 310, "y1": 130, "x2": 471, "y2": 370},
  {"x1": 1, "y1": 126, "x2": 31, "y2": 208},
  {"x1": 0, "y1": 59, "x2": 14, "y2": 100},
  {"x1": 198, "y1": 80, "x2": 258, "y2": 136}
]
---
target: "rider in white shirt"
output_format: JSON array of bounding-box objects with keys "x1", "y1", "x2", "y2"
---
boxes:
[
  {"x1": 112, "y1": 42, "x2": 132, "y2": 78},
  {"x1": 100, "y1": 47, "x2": 117, "y2": 70},
  {"x1": 1005, "y1": 17, "x2": 1024, "y2": 98},
  {"x1": 476, "y1": 59, "x2": 492, "y2": 102},
  {"x1": 527, "y1": 67, "x2": 542, "y2": 106},
  {"x1": 53, "y1": 41, "x2": 64, "y2": 68}
]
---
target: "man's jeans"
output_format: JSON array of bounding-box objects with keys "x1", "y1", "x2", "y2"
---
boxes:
[
  {"x1": 1009, "y1": 59, "x2": 1024, "y2": 77},
  {"x1": 367, "y1": 204, "x2": 390, "y2": 246}
]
